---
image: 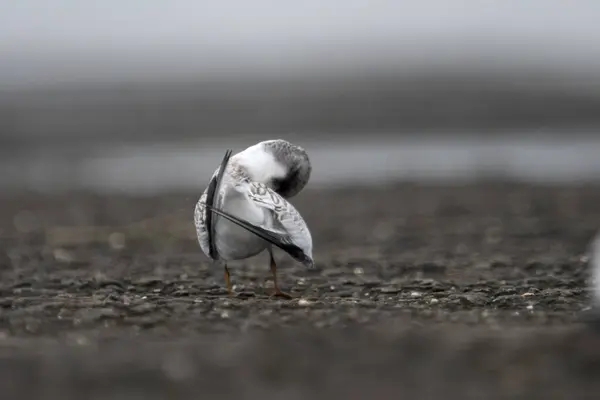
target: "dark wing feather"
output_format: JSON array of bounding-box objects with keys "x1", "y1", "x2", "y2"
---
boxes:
[
  {"x1": 205, "y1": 149, "x2": 233, "y2": 260},
  {"x1": 204, "y1": 203, "x2": 308, "y2": 263}
]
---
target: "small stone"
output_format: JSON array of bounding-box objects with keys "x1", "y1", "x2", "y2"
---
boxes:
[
  {"x1": 526, "y1": 304, "x2": 534, "y2": 310},
  {"x1": 53, "y1": 248, "x2": 74, "y2": 263},
  {"x1": 430, "y1": 298, "x2": 439, "y2": 304},
  {"x1": 220, "y1": 311, "x2": 229, "y2": 318},
  {"x1": 380, "y1": 286, "x2": 401, "y2": 294},
  {"x1": 353, "y1": 267, "x2": 364, "y2": 275},
  {"x1": 298, "y1": 298, "x2": 311, "y2": 306},
  {"x1": 522, "y1": 292, "x2": 535, "y2": 297},
  {"x1": 75, "y1": 336, "x2": 90, "y2": 346},
  {"x1": 131, "y1": 303, "x2": 155, "y2": 314},
  {"x1": 410, "y1": 291, "x2": 421, "y2": 298},
  {"x1": 108, "y1": 232, "x2": 126, "y2": 249}
]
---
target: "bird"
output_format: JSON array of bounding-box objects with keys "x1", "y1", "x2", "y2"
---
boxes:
[
  {"x1": 592, "y1": 232, "x2": 600, "y2": 308},
  {"x1": 194, "y1": 139, "x2": 314, "y2": 298},
  {"x1": 580, "y1": 231, "x2": 600, "y2": 330}
]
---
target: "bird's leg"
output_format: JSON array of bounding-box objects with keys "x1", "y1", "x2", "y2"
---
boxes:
[
  {"x1": 268, "y1": 249, "x2": 292, "y2": 299},
  {"x1": 223, "y1": 264, "x2": 234, "y2": 296}
]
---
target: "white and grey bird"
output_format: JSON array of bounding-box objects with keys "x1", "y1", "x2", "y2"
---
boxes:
[
  {"x1": 580, "y1": 231, "x2": 600, "y2": 330},
  {"x1": 591, "y1": 231, "x2": 600, "y2": 308},
  {"x1": 194, "y1": 139, "x2": 314, "y2": 298}
]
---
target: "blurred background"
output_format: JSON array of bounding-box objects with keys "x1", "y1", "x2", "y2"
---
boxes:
[
  {"x1": 2, "y1": 5, "x2": 600, "y2": 397},
  {"x1": 1, "y1": 0, "x2": 600, "y2": 193}
]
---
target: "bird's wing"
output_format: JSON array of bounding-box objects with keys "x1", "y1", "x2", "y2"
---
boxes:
[
  {"x1": 194, "y1": 149, "x2": 233, "y2": 260},
  {"x1": 194, "y1": 191, "x2": 211, "y2": 257},
  {"x1": 246, "y1": 181, "x2": 312, "y2": 250},
  {"x1": 204, "y1": 181, "x2": 313, "y2": 266},
  {"x1": 207, "y1": 149, "x2": 233, "y2": 260},
  {"x1": 581, "y1": 232, "x2": 600, "y2": 330},
  {"x1": 592, "y1": 231, "x2": 600, "y2": 305}
]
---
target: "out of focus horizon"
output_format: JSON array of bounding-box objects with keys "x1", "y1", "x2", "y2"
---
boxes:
[{"x1": 1, "y1": 0, "x2": 600, "y2": 192}]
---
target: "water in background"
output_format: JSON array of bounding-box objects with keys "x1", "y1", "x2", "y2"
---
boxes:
[
  {"x1": 3, "y1": 2, "x2": 600, "y2": 193},
  {"x1": 1, "y1": 134, "x2": 599, "y2": 194}
]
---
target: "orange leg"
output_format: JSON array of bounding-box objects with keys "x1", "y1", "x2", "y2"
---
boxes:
[
  {"x1": 269, "y1": 251, "x2": 292, "y2": 299},
  {"x1": 224, "y1": 264, "x2": 234, "y2": 296}
]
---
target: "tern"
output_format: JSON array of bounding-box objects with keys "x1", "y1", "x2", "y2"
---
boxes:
[{"x1": 194, "y1": 140, "x2": 314, "y2": 298}]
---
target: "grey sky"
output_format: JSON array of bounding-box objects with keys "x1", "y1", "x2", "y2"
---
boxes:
[{"x1": 2, "y1": 0, "x2": 600, "y2": 86}]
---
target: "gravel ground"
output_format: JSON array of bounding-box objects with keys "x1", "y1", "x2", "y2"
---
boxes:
[{"x1": 0, "y1": 182, "x2": 600, "y2": 399}]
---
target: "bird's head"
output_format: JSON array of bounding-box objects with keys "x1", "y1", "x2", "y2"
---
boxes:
[{"x1": 235, "y1": 139, "x2": 311, "y2": 198}]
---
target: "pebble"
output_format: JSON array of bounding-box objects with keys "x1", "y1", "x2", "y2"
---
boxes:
[
  {"x1": 108, "y1": 232, "x2": 126, "y2": 249},
  {"x1": 53, "y1": 248, "x2": 75, "y2": 263},
  {"x1": 380, "y1": 286, "x2": 401, "y2": 294}
]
